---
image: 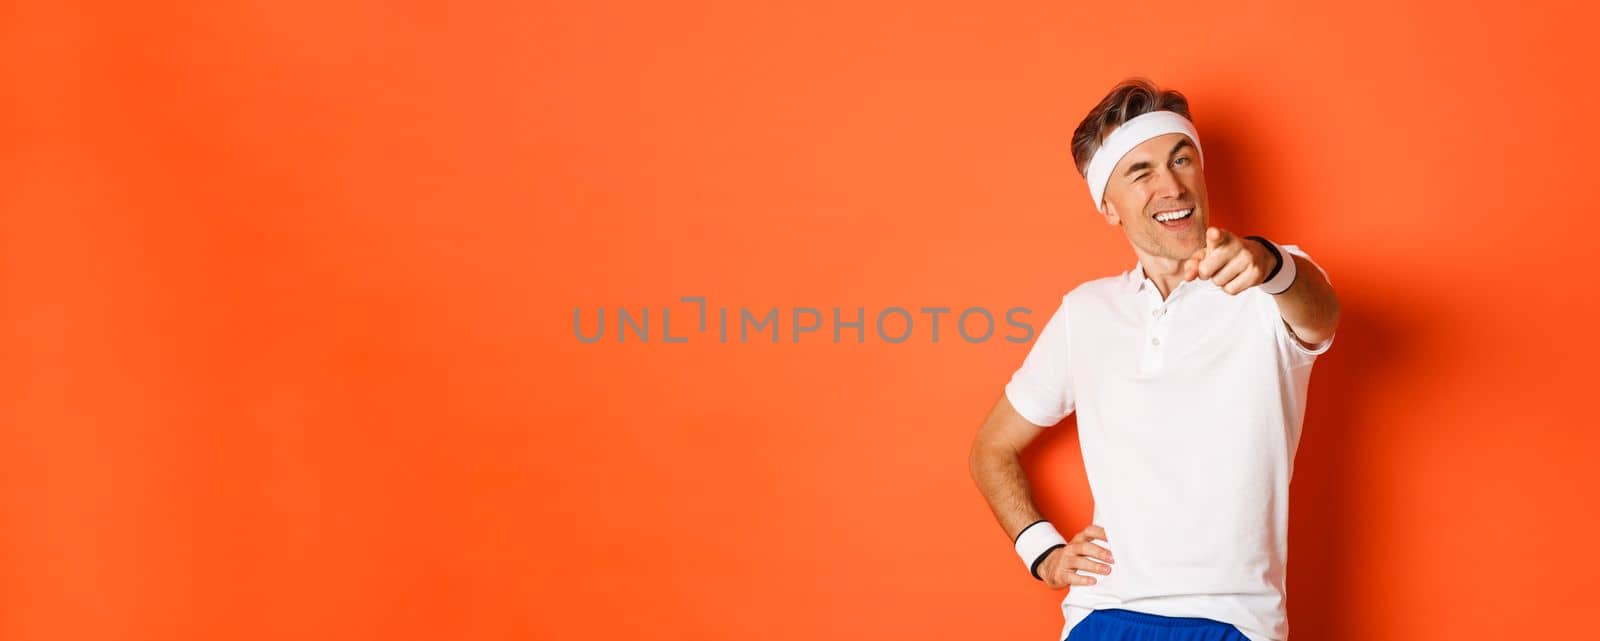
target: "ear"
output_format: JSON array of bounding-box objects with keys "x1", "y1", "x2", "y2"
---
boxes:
[{"x1": 1100, "y1": 201, "x2": 1121, "y2": 227}]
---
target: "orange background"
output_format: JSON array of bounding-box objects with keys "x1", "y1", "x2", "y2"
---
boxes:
[{"x1": 4, "y1": 1, "x2": 1598, "y2": 640}]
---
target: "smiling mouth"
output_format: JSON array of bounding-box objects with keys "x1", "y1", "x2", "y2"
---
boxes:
[{"x1": 1152, "y1": 208, "x2": 1193, "y2": 223}]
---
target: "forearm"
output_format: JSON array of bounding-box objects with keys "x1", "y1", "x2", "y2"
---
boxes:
[
  {"x1": 1270, "y1": 253, "x2": 1340, "y2": 346},
  {"x1": 968, "y1": 445, "x2": 1048, "y2": 540}
]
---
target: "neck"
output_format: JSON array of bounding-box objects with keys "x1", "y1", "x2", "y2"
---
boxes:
[{"x1": 1135, "y1": 250, "x2": 1188, "y2": 300}]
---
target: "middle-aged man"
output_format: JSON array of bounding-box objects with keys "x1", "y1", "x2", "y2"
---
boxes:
[{"x1": 967, "y1": 78, "x2": 1341, "y2": 641}]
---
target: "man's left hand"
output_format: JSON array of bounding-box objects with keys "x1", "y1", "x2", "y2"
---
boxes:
[{"x1": 1182, "y1": 227, "x2": 1279, "y2": 295}]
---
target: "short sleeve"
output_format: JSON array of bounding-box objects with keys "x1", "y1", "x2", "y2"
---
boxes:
[
  {"x1": 1004, "y1": 295, "x2": 1075, "y2": 427},
  {"x1": 1268, "y1": 244, "x2": 1335, "y2": 360}
]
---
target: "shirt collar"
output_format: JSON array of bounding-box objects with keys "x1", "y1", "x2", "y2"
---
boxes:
[{"x1": 1124, "y1": 261, "x2": 1149, "y2": 294}]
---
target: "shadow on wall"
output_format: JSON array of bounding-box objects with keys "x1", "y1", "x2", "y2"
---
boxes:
[{"x1": 1204, "y1": 106, "x2": 1419, "y2": 641}]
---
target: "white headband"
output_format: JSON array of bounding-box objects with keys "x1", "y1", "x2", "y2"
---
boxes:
[{"x1": 1084, "y1": 111, "x2": 1204, "y2": 212}]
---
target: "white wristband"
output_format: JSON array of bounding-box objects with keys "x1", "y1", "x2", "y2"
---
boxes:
[
  {"x1": 1257, "y1": 238, "x2": 1298, "y2": 295},
  {"x1": 1013, "y1": 520, "x2": 1068, "y2": 580}
]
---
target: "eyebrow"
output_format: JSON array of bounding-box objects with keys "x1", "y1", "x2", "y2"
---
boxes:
[{"x1": 1122, "y1": 138, "x2": 1195, "y2": 177}]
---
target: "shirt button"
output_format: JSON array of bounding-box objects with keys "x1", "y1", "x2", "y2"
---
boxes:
[
  {"x1": 1152, "y1": 308, "x2": 1165, "y2": 318},
  {"x1": 1151, "y1": 337, "x2": 1161, "y2": 346}
]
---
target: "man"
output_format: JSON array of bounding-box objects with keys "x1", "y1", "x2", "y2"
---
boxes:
[{"x1": 967, "y1": 78, "x2": 1340, "y2": 641}]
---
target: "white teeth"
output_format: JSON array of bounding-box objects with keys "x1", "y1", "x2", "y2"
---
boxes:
[{"x1": 1155, "y1": 208, "x2": 1193, "y2": 222}]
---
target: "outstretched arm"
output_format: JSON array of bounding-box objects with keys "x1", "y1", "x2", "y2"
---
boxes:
[
  {"x1": 1266, "y1": 251, "x2": 1340, "y2": 347},
  {"x1": 1184, "y1": 227, "x2": 1341, "y2": 347}
]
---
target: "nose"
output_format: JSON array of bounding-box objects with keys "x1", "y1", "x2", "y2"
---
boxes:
[{"x1": 1150, "y1": 166, "x2": 1186, "y2": 201}]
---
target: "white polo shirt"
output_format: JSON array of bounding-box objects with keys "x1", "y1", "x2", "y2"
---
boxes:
[{"x1": 1004, "y1": 246, "x2": 1332, "y2": 641}]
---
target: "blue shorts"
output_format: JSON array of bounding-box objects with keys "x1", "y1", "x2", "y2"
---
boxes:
[{"x1": 1064, "y1": 608, "x2": 1250, "y2": 641}]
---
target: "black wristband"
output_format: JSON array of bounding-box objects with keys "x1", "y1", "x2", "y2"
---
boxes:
[
  {"x1": 1245, "y1": 235, "x2": 1283, "y2": 282},
  {"x1": 1030, "y1": 543, "x2": 1066, "y2": 581}
]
